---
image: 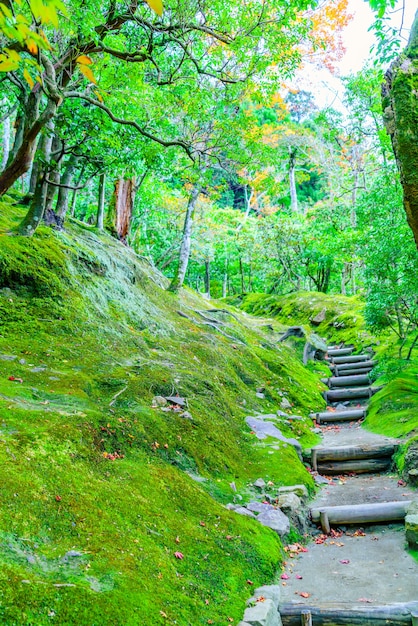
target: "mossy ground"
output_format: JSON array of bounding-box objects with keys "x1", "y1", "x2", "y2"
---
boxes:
[{"x1": 0, "y1": 200, "x2": 324, "y2": 625}]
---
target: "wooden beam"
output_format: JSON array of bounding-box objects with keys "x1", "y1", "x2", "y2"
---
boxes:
[
  {"x1": 279, "y1": 601, "x2": 418, "y2": 626},
  {"x1": 310, "y1": 409, "x2": 366, "y2": 423},
  {"x1": 331, "y1": 354, "x2": 370, "y2": 364},
  {"x1": 310, "y1": 501, "x2": 411, "y2": 524},
  {"x1": 321, "y1": 374, "x2": 370, "y2": 388},
  {"x1": 312, "y1": 443, "x2": 396, "y2": 462},
  {"x1": 301, "y1": 609, "x2": 312, "y2": 626},
  {"x1": 324, "y1": 387, "x2": 373, "y2": 402},
  {"x1": 327, "y1": 347, "x2": 354, "y2": 356},
  {"x1": 332, "y1": 360, "x2": 376, "y2": 372},
  {"x1": 319, "y1": 510, "x2": 330, "y2": 534},
  {"x1": 335, "y1": 367, "x2": 373, "y2": 377},
  {"x1": 316, "y1": 458, "x2": 391, "y2": 474}
]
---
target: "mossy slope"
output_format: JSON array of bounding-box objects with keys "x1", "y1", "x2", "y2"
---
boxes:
[{"x1": 0, "y1": 203, "x2": 324, "y2": 625}]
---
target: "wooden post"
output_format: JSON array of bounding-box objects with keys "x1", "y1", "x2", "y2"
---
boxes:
[
  {"x1": 319, "y1": 510, "x2": 330, "y2": 534},
  {"x1": 311, "y1": 448, "x2": 318, "y2": 471},
  {"x1": 301, "y1": 609, "x2": 312, "y2": 626},
  {"x1": 411, "y1": 610, "x2": 418, "y2": 626}
]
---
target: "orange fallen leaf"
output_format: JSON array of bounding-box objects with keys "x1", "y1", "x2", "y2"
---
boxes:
[{"x1": 299, "y1": 592, "x2": 310, "y2": 598}]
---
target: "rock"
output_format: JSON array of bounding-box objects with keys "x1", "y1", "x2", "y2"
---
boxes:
[
  {"x1": 165, "y1": 396, "x2": 187, "y2": 407},
  {"x1": 314, "y1": 474, "x2": 331, "y2": 485},
  {"x1": 247, "y1": 501, "x2": 274, "y2": 514},
  {"x1": 280, "y1": 397, "x2": 291, "y2": 410},
  {"x1": 0, "y1": 354, "x2": 17, "y2": 361},
  {"x1": 408, "y1": 469, "x2": 418, "y2": 486},
  {"x1": 62, "y1": 550, "x2": 83, "y2": 561},
  {"x1": 226, "y1": 503, "x2": 237, "y2": 510},
  {"x1": 256, "y1": 386, "x2": 265, "y2": 393},
  {"x1": 253, "y1": 478, "x2": 266, "y2": 489},
  {"x1": 152, "y1": 395, "x2": 168, "y2": 407},
  {"x1": 235, "y1": 507, "x2": 257, "y2": 518},
  {"x1": 32, "y1": 366, "x2": 46, "y2": 373},
  {"x1": 229, "y1": 481, "x2": 237, "y2": 492},
  {"x1": 253, "y1": 585, "x2": 281, "y2": 608},
  {"x1": 257, "y1": 508, "x2": 290, "y2": 536},
  {"x1": 278, "y1": 484, "x2": 308, "y2": 499},
  {"x1": 180, "y1": 411, "x2": 193, "y2": 420},
  {"x1": 245, "y1": 417, "x2": 302, "y2": 458},
  {"x1": 277, "y1": 492, "x2": 301, "y2": 512},
  {"x1": 312, "y1": 427, "x2": 322, "y2": 434},
  {"x1": 405, "y1": 501, "x2": 418, "y2": 549},
  {"x1": 19, "y1": 358, "x2": 26, "y2": 364},
  {"x1": 256, "y1": 392, "x2": 265, "y2": 399},
  {"x1": 276, "y1": 410, "x2": 287, "y2": 417},
  {"x1": 243, "y1": 598, "x2": 282, "y2": 626},
  {"x1": 311, "y1": 308, "x2": 326, "y2": 325}
]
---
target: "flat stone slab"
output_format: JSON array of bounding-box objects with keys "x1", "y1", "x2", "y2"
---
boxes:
[
  {"x1": 257, "y1": 508, "x2": 290, "y2": 536},
  {"x1": 245, "y1": 416, "x2": 301, "y2": 452}
]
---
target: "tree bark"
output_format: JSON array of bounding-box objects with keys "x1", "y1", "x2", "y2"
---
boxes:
[
  {"x1": 1, "y1": 112, "x2": 10, "y2": 170},
  {"x1": 204, "y1": 259, "x2": 211, "y2": 297},
  {"x1": 106, "y1": 177, "x2": 136, "y2": 241},
  {"x1": 96, "y1": 171, "x2": 106, "y2": 230},
  {"x1": 55, "y1": 153, "x2": 80, "y2": 221},
  {"x1": 382, "y1": 10, "x2": 418, "y2": 247},
  {"x1": 288, "y1": 146, "x2": 298, "y2": 213},
  {"x1": 168, "y1": 186, "x2": 200, "y2": 292}
]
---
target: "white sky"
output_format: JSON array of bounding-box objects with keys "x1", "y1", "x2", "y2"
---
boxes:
[{"x1": 293, "y1": 0, "x2": 417, "y2": 111}]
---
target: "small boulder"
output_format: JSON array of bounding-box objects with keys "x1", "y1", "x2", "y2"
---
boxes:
[
  {"x1": 235, "y1": 507, "x2": 257, "y2": 518},
  {"x1": 256, "y1": 386, "x2": 266, "y2": 393},
  {"x1": 180, "y1": 411, "x2": 193, "y2": 420},
  {"x1": 314, "y1": 474, "x2": 331, "y2": 485},
  {"x1": 280, "y1": 397, "x2": 291, "y2": 410},
  {"x1": 152, "y1": 396, "x2": 168, "y2": 407},
  {"x1": 165, "y1": 396, "x2": 187, "y2": 407},
  {"x1": 257, "y1": 508, "x2": 290, "y2": 536},
  {"x1": 253, "y1": 478, "x2": 266, "y2": 489},
  {"x1": 247, "y1": 501, "x2": 274, "y2": 515},
  {"x1": 256, "y1": 392, "x2": 265, "y2": 399},
  {"x1": 278, "y1": 484, "x2": 308, "y2": 499},
  {"x1": 405, "y1": 501, "x2": 418, "y2": 549},
  {"x1": 277, "y1": 492, "x2": 301, "y2": 512},
  {"x1": 243, "y1": 598, "x2": 281, "y2": 626},
  {"x1": 311, "y1": 308, "x2": 326, "y2": 325},
  {"x1": 253, "y1": 585, "x2": 281, "y2": 608}
]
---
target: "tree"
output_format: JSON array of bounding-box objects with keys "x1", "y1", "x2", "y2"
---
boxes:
[{"x1": 382, "y1": 10, "x2": 418, "y2": 247}]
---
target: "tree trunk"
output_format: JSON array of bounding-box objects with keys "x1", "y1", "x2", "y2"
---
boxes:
[
  {"x1": 382, "y1": 10, "x2": 418, "y2": 247},
  {"x1": 17, "y1": 126, "x2": 54, "y2": 236},
  {"x1": 168, "y1": 186, "x2": 200, "y2": 292},
  {"x1": 106, "y1": 177, "x2": 136, "y2": 241},
  {"x1": 43, "y1": 135, "x2": 61, "y2": 222},
  {"x1": 55, "y1": 153, "x2": 80, "y2": 222},
  {"x1": 204, "y1": 259, "x2": 210, "y2": 297},
  {"x1": 2, "y1": 113, "x2": 10, "y2": 170},
  {"x1": 96, "y1": 172, "x2": 106, "y2": 230},
  {"x1": 288, "y1": 146, "x2": 298, "y2": 213}
]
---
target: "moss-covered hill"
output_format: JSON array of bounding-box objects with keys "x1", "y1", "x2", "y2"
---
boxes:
[{"x1": 0, "y1": 199, "x2": 326, "y2": 625}]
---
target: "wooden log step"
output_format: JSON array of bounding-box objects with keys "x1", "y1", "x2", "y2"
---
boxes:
[
  {"x1": 331, "y1": 354, "x2": 370, "y2": 364},
  {"x1": 324, "y1": 386, "x2": 375, "y2": 402},
  {"x1": 335, "y1": 367, "x2": 374, "y2": 377},
  {"x1": 279, "y1": 601, "x2": 418, "y2": 626},
  {"x1": 321, "y1": 374, "x2": 370, "y2": 388},
  {"x1": 327, "y1": 347, "x2": 354, "y2": 357},
  {"x1": 312, "y1": 443, "x2": 396, "y2": 464},
  {"x1": 316, "y1": 458, "x2": 391, "y2": 474},
  {"x1": 310, "y1": 500, "x2": 411, "y2": 525},
  {"x1": 310, "y1": 408, "x2": 366, "y2": 423},
  {"x1": 332, "y1": 359, "x2": 376, "y2": 372}
]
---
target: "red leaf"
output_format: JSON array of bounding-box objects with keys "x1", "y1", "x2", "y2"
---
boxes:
[
  {"x1": 174, "y1": 551, "x2": 184, "y2": 559},
  {"x1": 299, "y1": 592, "x2": 310, "y2": 598},
  {"x1": 339, "y1": 559, "x2": 350, "y2": 564},
  {"x1": 281, "y1": 573, "x2": 290, "y2": 580},
  {"x1": 8, "y1": 376, "x2": 23, "y2": 383},
  {"x1": 296, "y1": 574, "x2": 303, "y2": 579},
  {"x1": 55, "y1": 495, "x2": 62, "y2": 501}
]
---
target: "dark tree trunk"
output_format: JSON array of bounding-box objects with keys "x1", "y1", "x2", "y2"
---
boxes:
[
  {"x1": 382, "y1": 10, "x2": 418, "y2": 247},
  {"x1": 168, "y1": 186, "x2": 200, "y2": 292},
  {"x1": 2, "y1": 111, "x2": 10, "y2": 170},
  {"x1": 106, "y1": 178, "x2": 136, "y2": 241}
]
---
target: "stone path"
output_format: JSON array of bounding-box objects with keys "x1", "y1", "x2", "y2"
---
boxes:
[{"x1": 279, "y1": 345, "x2": 418, "y2": 625}]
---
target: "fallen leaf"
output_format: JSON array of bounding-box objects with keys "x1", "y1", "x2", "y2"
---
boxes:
[
  {"x1": 246, "y1": 579, "x2": 253, "y2": 585},
  {"x1": 358, "y1": 598, "x2": 373, "y2": 603},
  {"x1": 296, "y1": 575, "x2": 303, "y2": 579},
  {"x1": 339, "y1": 559, "x2": 350, "y2": 564},
  {"x1": 55, "y1": 495, "x2": 62, "y2": 501},
  {"x1": 256, "y1": 596, "x2": 266, "y2": 602},
  {"x1": 174, "y1": 551, "x2": 184, "y2": 559},
  {"x1": 299, "y1": 592, "x2": 310, "y2": 598},
  {"x1": 175, "y1": 536, "x2": 180, "y2": 544},
  {"x1": 281, "y1": 573, "x2": 290, "y2": 580},
  {"x1": 159, "y1": 611, "x2": 168, "y2": 618}
]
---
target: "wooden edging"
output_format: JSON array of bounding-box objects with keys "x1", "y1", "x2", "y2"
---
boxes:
[
  {"x1": 279, "y1": 601, "x2": 418, "y2": 625},
  {"x1": 310, "y1": 500, "x2": 411, "y2": 525},
  {"x1": 310, "y1": 408, "x2": 366, "y2": 423}
]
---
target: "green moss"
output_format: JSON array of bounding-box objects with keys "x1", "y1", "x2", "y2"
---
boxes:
[{"x1": 0, "y1": 199, "x2": 328, "y2": 624}]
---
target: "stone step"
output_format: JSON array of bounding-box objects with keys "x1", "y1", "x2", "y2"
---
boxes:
[
  {"x1": 316, "y1": 458, "x2": 391, "y2": 475},
  {"x1": 330, "y1": 359, "x2": 377, "y2": 372},
  {"x1": 321, "y1": 374, "x2": 370, "y2": 388},
  {"x1": 279, "y1": 601, "x2": 418, "y2": 626},
  {"x1": 309, "y1": 408, "x2": 366, "y2": 423},
  {"x1": 335, "y1": 367, "x2": 374, "y2": 377}
]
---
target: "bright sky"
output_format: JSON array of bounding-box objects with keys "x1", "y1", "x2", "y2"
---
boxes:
[{"x1": 293, "y1": 0, "x2": 417, "y2": 111}]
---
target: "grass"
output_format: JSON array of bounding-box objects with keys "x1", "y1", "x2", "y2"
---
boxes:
[{"x1": 0, "y1": 199, "x2": 326, "y2": 625}]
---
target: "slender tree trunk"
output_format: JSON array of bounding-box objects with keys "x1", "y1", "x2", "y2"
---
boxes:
[
  {"x1": 43, "y1": 135, "x2": 61, "y2": 224},
  {"x1": 382, "y1": 10, "x2": 418, "y2": 247},
  {"x1": 351, "y1": 168, "x2": 359, "y2": 228},
  {"x1": 236, "y1": 185, "x2": 254, "y2": 231},
  {"x1": 288, "y1": 146, "x2": 298, "y2": 213},
  {"x1": 17, "y1": 125, "x2": 54, "y2": 236},
  {"x1": 106, "y1": 177, "x2": 136, "y2": 241},
  {"x1": 168, "y1": 186, "x2": 200, "y2": 292},
  {"x1": 239, "y1": 257, "x2": 245, "y2": 293},
  {"x1": 96, "y1": 172, "x2": 106, "y2": 230},
  {"x1": 55, "y1": 153, "x2": 80, "y2": 222},
  {"x1": 2, "y1": 114, "x2": 10, "y2": 170},
  {"x1": 204, "y1": 259, "x2": 211, "y2": 297}
]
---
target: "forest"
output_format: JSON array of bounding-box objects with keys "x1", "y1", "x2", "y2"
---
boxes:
[{"x1": 0, "y1": 0, "x2": 417, "y2": 624}]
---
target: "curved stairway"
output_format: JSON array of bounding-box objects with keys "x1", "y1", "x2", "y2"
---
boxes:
[{"x1": 278, "y1": 344, "x2": 418, "y2": 626}]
